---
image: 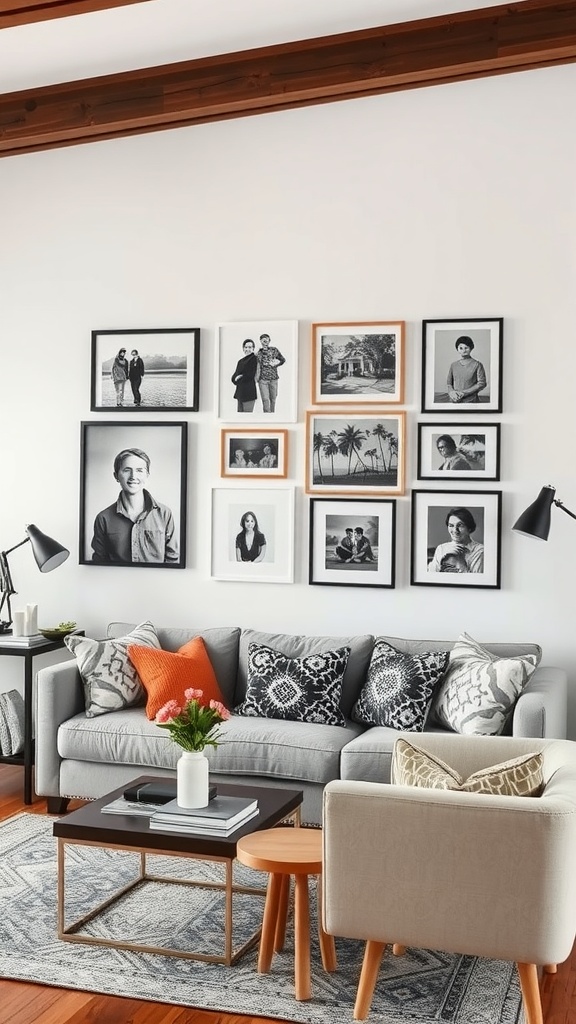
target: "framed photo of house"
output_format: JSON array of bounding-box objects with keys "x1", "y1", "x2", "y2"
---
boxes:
[
  {"x1": 79, "y1": 421, "x2": 187, "y2": 568},
  {"x1": 410, "y1": 489, "x2": 502, "y2": 589},
  {"x1": 216, "y1": 320, "x2": 298, "y2": 422},
  {"x1": 311, "y1": 321, "x2": 405, "y2": 405},
  {"x1": 90, "y1": 328, "x2": 200, "y2": 412},
  {"x1": 421, "y1": 317, "x2": 503, "y2": 413},
  {"x1": 211, "y1": 487, "x2": 295, "y2": 583},
  {"x1": 417, "y1": 423, "x2": 501, "y2": 481},
  {"x1": 221, "y1": 429, "x2": 288, "y2": 478},
  {"x1": 309, "y1": 498, "x2": 396, "y2": 588},
  {"x1": 305, "y1": 411, "x2": 405, "y2": 496}
]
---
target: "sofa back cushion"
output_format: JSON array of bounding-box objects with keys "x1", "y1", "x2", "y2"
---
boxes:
[{"x1": 379, "y1": 634, "x2": 542, "y2": 663}]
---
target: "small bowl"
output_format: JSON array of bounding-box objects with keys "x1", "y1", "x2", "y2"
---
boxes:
[{"x1": 39, "y1": 626, "x2": 76, "y2": 641}]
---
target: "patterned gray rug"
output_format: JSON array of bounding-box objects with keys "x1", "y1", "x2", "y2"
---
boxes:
[{"x1": 0, "y1": 813, "x2": 523, "y2": 1024}]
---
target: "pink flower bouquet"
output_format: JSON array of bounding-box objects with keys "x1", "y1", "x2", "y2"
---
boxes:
[{"x1": 155, "y1": 688, "x2": 231, "y2": 752}]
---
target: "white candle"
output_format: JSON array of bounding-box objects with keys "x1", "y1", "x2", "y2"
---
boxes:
[
  {"x1": 25, "y1": 604, "x2": 38, "y2": 636},
  {"x1": 12, "y1": 611, "x2": 26, "y2": 637}
]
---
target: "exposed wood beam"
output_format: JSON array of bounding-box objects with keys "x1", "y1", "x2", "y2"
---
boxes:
[
  {"x1": 0, "y1": 0, "x2": 152, "y2": 30},
  {"x1": 1, "y1": 0, "x2": 575, "y2": 157}
]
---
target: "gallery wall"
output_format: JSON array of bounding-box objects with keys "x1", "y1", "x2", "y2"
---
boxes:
[{"x1": 1, "y1": 60, "x2": 575, "y2": 732}]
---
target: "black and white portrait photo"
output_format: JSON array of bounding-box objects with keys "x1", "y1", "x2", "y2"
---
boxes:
[
  {"x1": 411, "y1": 490, "x2": 501, "y2": 589},
  {"x1": 220, "y1": 429, "x2": 288, "y2": 478},
  {"x1": 79, "y1": 422, "x2": 187, "y2": 568},
  {"x1": 217, "y1": 320, "x2": 298, "y2": 422},
  {"x1": 309, "y1": 498, "x2": 396, "y2": 589},
  {"x1": 421, "y1": 318, "x2": 503, "y2": 413},
  {"x1": 312, "y1": 321, "x2": 404, "y2": 405},
  {"x1": 306, "y1": 411, "x2": 405, "y2": 496},
  {"x1": 211, "y1": 487, "x2": 294, "y2": 583},
  {"x1": 90, "y1": 328, "x2": 200, "y2": 412},
  {"x1": 417, "y1": 423, "x2": 501, "y2": 481}
]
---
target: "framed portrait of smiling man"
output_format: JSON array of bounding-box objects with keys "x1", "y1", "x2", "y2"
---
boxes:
[
  {"x1": 79, "y1": 421, "x2": 187, "y2": 568},
  {"x1": 421, "y1": 318, "x2": 503, "y2": 413},
  {"x1": 410, "y1": 490, "x2": 502, "y2": 589}
]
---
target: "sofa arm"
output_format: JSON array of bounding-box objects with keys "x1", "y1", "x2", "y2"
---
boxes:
[
  {"x1": 512, "y1": 666, "x2": 567, "y2": 739},
  {"x1": 36, "y1": 660, "x2": 85, "y2": 797}
]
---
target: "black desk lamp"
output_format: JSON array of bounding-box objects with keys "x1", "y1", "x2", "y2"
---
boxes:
[
  {"x1": 0, "y1": 525, "x2": 69, "y2": 631},
  {"x1": 512, "y1": 485, "x2": 576, "y2": 540}
]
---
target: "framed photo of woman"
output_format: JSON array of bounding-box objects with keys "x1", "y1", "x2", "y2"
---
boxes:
[
  {"x1": 309, "y1": 498, "x2": 396, "y2": 588},
  {"x1": 216, "y1": 320, "x2": 298, "y2": 422},
  {"x1": 410, "y1": 489, "x2": 502, "y2": 589},
  {"x1": 311, "y1": 321, "x2": 405, "y2": 405},
  {"x1": 417, "y1": 423, "x2": 501, "y2": 481},
  {"x1": 421, "y1": 318, "x2": 503, "y2": 413},
  {"x1": 221, "y1": 429, "x2": 288, "y2": 478},
  {"x1": 90, "y1": 328, "x2": 200, "y2": 412},
  {"x1": 305, "y1": 411, "x2": 405, "y2": 496},
  {"x1": 211, "y1": 487, "x2": 295, "y2": 583}
]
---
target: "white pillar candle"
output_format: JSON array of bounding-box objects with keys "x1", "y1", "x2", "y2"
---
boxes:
[
  {"x1": 25, "y1": 604, "x2": 38, "y2": 636},
  {"x1": 12, "y1": 610, "x2": 26, "y2": 637}
]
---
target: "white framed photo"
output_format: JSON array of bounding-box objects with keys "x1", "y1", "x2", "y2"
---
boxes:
[
  {"x1": 417, "y1": 423, "x2": 501, "y2": 481},
  {"x1": 305, "y1": 411, "x2": 405, "y2": 496},
  {"x1": 311, "y1": 321, "x2": 405, "y2": 405},
  {"x1": 309, "y1": 498, "x2": 396, "y2": 589},
  {"x1": 211, "y1": 487, "x2": 295, "y2": 583},
  {"x1": 216, "y1": 320, "x2": 298, "y2": 422},
  {"x1": 220, "y1": 429, "x2": 288, "y2": 478},
  {"x1": 411, "y1": 490, "x2": 502, "y2": 589},
  {"x1": 421, "y1": 318, "x2": 503, "y2": 413}
]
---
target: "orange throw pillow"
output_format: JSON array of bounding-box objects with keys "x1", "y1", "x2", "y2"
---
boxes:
[{"x1": 128, "y1": 636, "x2": 227, "y2": 721}]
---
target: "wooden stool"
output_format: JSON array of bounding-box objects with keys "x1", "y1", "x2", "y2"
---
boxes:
[{"x1": 236, "y1": 827, "x2": 337, "y2": 1000}]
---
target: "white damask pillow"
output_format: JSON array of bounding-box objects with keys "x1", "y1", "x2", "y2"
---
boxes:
[
  {"x1": 431, "y1": 632, "x2": 539, "y2": 736},
  {"x1": 65, "y1": 620, "x2": 160, "y2": 718}
]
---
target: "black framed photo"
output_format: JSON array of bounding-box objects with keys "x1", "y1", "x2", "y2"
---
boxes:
[
  {"x1": 417, "y1": 423, "x2": 501, "y2": 481},
  {"x1": 411, "y1": 489, "x2": 502, "y2": 589},
  {"x1": 221, "y1": 429, "x2": 288, "y2": 478},
  {"x1": 421, "y1": 318, "x2": 503, "y2": 413},
  {"x1": 309, "y1": 498, "x2": 396, "y2": 588},
  {"x1": 90, "y1": 328, "x2": 200, "y2": 411},
  {"x1": 305, "y1": 411, "x2": 405, "y2": 496},
  {"x1": 79, "y1": 421, "x2": 187, "y2": 568}
]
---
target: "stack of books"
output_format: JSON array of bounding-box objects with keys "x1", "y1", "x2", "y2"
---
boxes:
[
  {"x1": 149, "y1": 795, "x2": 259, "y2": 837},
  {"x1": 0, "y1": 633, "x2": 49, "y2": 648}
]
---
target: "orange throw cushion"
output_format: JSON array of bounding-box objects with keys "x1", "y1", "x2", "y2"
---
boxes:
[{"x1": 128, "y1": 636, "x2": 227, "y2": 721}]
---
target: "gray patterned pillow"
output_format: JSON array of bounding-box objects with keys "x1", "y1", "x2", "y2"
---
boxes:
[
  {"x1": 392, "y1": 738, "x2": 544, "y2": 797},
  {"x1": 351, "y1": 639, "x2": 449, "y2": 731},
  {"x1": 431, "y1": 632, "x2": 540, "y2": 736},
  {"x1": 0, "y1": 690, "x2": 25, "y2": 755},
  {"x1": 65, "y1": 620, "x2": 160, "y2": 718},
  {"x1": 234, "y1": 642, "x2": 349, "y2": 726}
]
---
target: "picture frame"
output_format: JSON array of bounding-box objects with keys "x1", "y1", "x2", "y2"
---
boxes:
[
  {"x1": 305, "y1": 411, "x2": 405, "y2": 496},
  {"x1": 90, "y1": 328, "x2": 200, "y2": 412},
  {"x1": 309, "y1": 498, "x2": 396, "y2": 589},
  {"x1": 211, "y1": 487, "x2": 295, "y2": 583},
  {"x1": 417, "y1": 423, "x2": 501, "y2": 481},
  {"x1": 221, "y1": 429, "x2": 288, "y2": 478},
  {"x1": 216, "y1": 320, "x2": 298, "y2": 422},
  {"x1": 421, "y1": 317, "x2": 503, "y2": 413},
  {"x1": 410, "y1": 489, "x2": 502, "y2": 589},
  {"x1": 311, "y1": 321, "x2": 405, "y2": 405},
  {"x1": 79, "y1": 421, "x2": 187, "y2": 568}
]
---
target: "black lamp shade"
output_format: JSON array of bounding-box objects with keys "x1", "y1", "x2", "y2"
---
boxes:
[
  {"x1": 25, "y1": 524, "x2": 70, "y2": 572},
  {"x1": 512, "y1": 486, "x2": 556, "y2": 541}
]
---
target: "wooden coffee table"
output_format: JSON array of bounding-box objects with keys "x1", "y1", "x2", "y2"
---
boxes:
[{"x1": 53, "y1": 776, "x2": 302, "y2": 965}]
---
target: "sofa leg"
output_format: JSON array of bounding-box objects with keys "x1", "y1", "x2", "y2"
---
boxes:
[
  {"x1": 517, "y1": 962, "x2": 543, "y2": 1024},
  {"x1": 354, "y1": 940, "x2": 386, "y2": 1020},
  {"x1": 46, "y1": 796, "x2": 70, "y2": 815}
]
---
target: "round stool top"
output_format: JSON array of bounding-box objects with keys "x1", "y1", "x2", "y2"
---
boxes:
[{"x1": 236, "y1": 827, "x2": 323, "y2": 874}]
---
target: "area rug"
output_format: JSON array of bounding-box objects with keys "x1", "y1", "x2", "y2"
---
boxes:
[{"x1": 0, "y1": 813, "x2": 523, "y2": 1024}]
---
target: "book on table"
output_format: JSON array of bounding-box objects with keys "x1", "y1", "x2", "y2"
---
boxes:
[
  {"x1": 0, "y1": 633, "x2": 50, "y2": 647},
  {"x1": 123, "y1": 779, "x2": 217, "y2": 804},
  {"x1": 148, "y1": 807, "x2": 259, "y2": 836},
  {"x1": 150, "y1": 795, "x2": 259, "y2": 830},
  {"x1": 102, "y1": 797, "x2": 163, "y2": 817}
]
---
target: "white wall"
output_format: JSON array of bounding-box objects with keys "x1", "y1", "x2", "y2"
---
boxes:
[{"x1": 1, "y1": 63, "x2": 575, "y2": 731}]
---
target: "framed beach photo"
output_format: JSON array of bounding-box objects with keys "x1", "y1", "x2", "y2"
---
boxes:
[
  {"x1": 79, "y1": 421, "x2": 187, "y2": 568},
  {"x1": 90, "y1": 328, "x2": 200, "y2": 412},
  {"x1": 211, "y1": 487, "x2": 295, "y2": 583},
  {"x1": 410, "y1": 489, "x2": 502, "y2": 589},
  {"x1": 421, "y1": 318, "x2": 503, "y2": 413},
  {"x1": 309, "y1": 498, "x2": 396, "y2": 588},
  {"x1": 417, "y1": 423, "x2": 501, "y2": 481},
  {"x1": 216, "y1": 320, "x2": 298, "y2": 422},
  {"x1": 221, "y1": 429, "x2": 288, "y2": 478},
  {"x1": 311, "y1": 321, "x2": 405, "y2": 405},
  {"x1": 305, "y1": 411, "x2": 405, "y2": 496}
]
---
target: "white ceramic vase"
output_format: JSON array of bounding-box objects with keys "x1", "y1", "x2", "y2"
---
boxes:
[{"x1": 176, "y1": 750, "x2": 209, "y2": 808}]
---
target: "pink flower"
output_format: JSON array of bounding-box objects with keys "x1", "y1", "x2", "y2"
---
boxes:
[
  {"x1": 210, "y1": 699, "x2": 231, "y2": 720},
  {"x1": 184, "y1": 688, "x2": 204, "y2": 702},
  {"x1": 155, "y1": 700, "x2": 182, "y2": 723}
]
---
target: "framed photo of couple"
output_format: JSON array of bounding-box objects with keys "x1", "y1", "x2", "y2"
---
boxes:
[
  {"x1": 410, "y1": 489, "x2": 502, "y2": 589},
  {"x1": 309, "y1": 498, "x2": 396, "y2": 589},
  {"x1": 217, "y1": 320, "x2": 298, "y2": 422},
  {"x1": 421, "y1": 317, "x2": 503, "y2": 413},
  {"x1": 90, "y1": 328, "x2": 200, "y2": 412},
  {"x1": 220, "y1": 429, "x2": 288, "y2": 478}
]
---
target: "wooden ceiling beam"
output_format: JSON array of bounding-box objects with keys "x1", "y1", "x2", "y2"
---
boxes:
[
  {"x1": 0, "y1": 0, "x2": 152, "y2": 30},
  {"x1": 1, "y1": 0, "x2": 575, "y2": 156}
]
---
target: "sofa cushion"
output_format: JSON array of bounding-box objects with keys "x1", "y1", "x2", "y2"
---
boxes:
[
  {"x1": 351, "y1": 639, "x2": 448, "y2": 732},
  {"x1": 235, "y1": 643, "x2": 349, "y2": 726},
  {"x1": 127, "y1": 636, "x2": 227, "y2": 720},
  {"x1": 236, "y1": 629, "x2": 374, "y2": 716},
  {"x1": 392, "y1": 738, "x2": 544, "y2": 796},
  {"x1": 66, "y1": 621, "x2": 161, "y2": 718}
]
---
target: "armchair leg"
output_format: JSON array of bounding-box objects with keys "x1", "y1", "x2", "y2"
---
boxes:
[
  {"x1": 392, "y1": 944, "x2": 406, "y2": 957},
  {"x1": 543, "y1": 964, "x2": 557, "y2": 974},
  {"x1": 354, "y1": 940, "x2": 386, "y2": 1021},
  {"x1": 517, "y1": 962, "x2": 543, "y2": 1024}
]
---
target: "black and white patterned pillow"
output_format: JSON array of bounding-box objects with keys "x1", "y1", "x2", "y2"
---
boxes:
[
  {"x1": 351, "y1": 639, "x2": 449, "y2": 732},
  {"x1": 235, "y1": 642, "x2": 350, "y2": 726}
]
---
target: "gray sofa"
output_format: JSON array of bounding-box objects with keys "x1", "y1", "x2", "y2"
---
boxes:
[{"x1": 35, "y1": 623, "x2": 568, "y2": 823}]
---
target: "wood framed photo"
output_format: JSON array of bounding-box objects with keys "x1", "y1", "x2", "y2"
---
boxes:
[
  {"x1": 90, "y1": 328, "x2": 200, "y2": 412},
  {"x1": 311, "y1": 321, "x2": 405, "y2": 405},
  {"x1": 421, "y1": 317, "x2": 503, "y2": 413},
  {"x1": 417, "y1": 423, "x2": 501, "y2": 481},
  {"x1": 79, "y1": 421, "x2": 187, "y2": 568},
  {"x1": 305, "y1": 411, "x2": 405, "y2": 496},
  {"x1": 216, "y1": 320, "x2": 298, "y2": 422},
  {"x1": 211, "y1": 487, "x2": 295, "y2": 583},
  {"x1": 309, "y1": 498, "x2": 396, "y2": 589},
  {"x1": 220, "y1": 429, "x2": 288, "y2": 478},
  {"x1": 410, "y1": 489, "x2": 502, "y2": 589}
]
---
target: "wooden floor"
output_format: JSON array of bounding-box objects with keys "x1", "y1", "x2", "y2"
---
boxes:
[{"x1": 0, "y1": 767, "x2": 574, "y2": 1024}]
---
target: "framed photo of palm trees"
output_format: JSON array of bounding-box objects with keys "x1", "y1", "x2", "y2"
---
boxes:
[
  {"x1": 311, "y1": 321, "x2": 405, "y2": 405},
  {"x1": 305, "y1": 411, "x2": 406, "y2": 496}
]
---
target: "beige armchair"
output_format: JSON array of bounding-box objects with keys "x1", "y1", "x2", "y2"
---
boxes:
[{"x1": 322, "y1": 734, "x2": 576, "y2": 1023}]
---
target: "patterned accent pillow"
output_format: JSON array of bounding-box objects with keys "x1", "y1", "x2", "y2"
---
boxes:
[
  {"x1": 351, "y1": 639, "x2": 449, "y2": 732},
  {"x1": 0, "y1": 690, "x2": 25, "y2": 756},
  {"x1": 392, "y1": 738, "x2": 544, "y2": 797},
  {"x1": 65, "y1": 620, "x2": 161, "y2": 718},
  {"x1": 234, "y1": 642, "x2": 350, "y2": 726},
  {"x1": 431, "y1": 632, "x2": 540, "y2": 736}
]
